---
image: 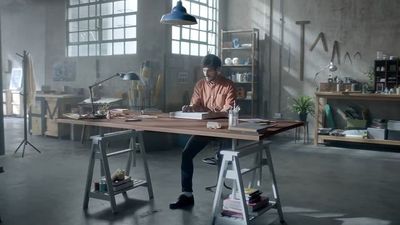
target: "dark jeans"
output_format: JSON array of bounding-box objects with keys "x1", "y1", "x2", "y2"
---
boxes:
[{"x1": 181, "y1": 135, "x2": 230, "y2": 192}]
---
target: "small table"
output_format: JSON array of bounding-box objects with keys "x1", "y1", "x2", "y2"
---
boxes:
[{"x1": 295, "y1": 121, "x2": 309, "y2": 144}]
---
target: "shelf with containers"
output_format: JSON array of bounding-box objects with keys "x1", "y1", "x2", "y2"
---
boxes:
[
  {"x1": 374, "y1": 59, "x2": 400, "y2": 92},
  {"x1": 220, "y1": 28, "x2": 259, "y2": 116}
]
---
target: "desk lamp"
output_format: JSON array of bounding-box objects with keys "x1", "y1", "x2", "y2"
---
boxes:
[
  {"x1": 313, "y1": 62, "x2": 338, "y2": 88},
  {"x1": 89, "y1": 72, "x2": 139, "y2": 117},
  {"x1": 160, "y1": 1, "x2": 197, "y2": 25}
]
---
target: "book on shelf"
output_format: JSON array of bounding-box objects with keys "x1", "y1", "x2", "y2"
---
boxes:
[
  {"x1": 223, "y1": 195, "x2": 269, "y2": 214},
  {"x1": 169, "y1": 111, "x2": 227, "y2": 120},
  {"x1": 112, "y1": 176, "x2": 131, "y2": 187},
  {"x1": 229, "y1": 189, "x2": 262, "y2": 202},
  {"x1": 113, "y1": 180, "x2": 133, "y2": 192},
  {"x1": 228, "y1": 122, "x2": 275, "y2": 133},
  {"x1": 221, "y1": 210, "x2": 244, "y2": 218}
]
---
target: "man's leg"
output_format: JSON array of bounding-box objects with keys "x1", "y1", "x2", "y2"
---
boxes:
[
  {"x1": 170, "y1": 135, "x2": 210, "y2": 209},
  {"x1": 181, "y1": 135, "x2": 211, "y2": 192}
]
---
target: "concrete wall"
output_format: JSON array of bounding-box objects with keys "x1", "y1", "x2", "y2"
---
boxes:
[
  {"x1": 0, "y1": 0, "x2": 206, "y2": 112},
  {"x1": 222, "y1": 0, "x2": 400, "y2": 129},
  {"x1": 1, "y1": 1, "x2": 46, "y2": 89},
  {"x1": 4, "y1": 0, "x2": 398, "y2": 132}
]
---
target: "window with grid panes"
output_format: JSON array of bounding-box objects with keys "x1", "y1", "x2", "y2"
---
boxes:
[
  {"x1": 171, "y1": 0, "x2": 218, "y2": 56},
  {"x1": 66, "y1": 0, "x2": 137, "y2": 57}
]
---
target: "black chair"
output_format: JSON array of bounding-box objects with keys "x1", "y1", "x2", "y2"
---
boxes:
[{"x1": 202, "y1": 141, "x2": 231, "y2": 192}]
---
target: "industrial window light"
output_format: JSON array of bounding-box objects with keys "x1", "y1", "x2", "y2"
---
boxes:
[{"x1": 160, "y1": 1, "x2": 197, "y2": 25}]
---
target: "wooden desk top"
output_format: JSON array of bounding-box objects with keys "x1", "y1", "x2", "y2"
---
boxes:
[{"x1": 57, "y1": 115, "x2": 303, "y2": 141}]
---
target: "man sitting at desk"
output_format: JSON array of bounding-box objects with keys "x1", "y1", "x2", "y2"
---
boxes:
[{"x1": 169, "y1": 54, "x2": 236, "y2": 209}]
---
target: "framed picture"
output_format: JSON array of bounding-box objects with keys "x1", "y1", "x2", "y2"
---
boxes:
[{"x1": 376, "y1": 82, "x2": 384, "y2": 92}]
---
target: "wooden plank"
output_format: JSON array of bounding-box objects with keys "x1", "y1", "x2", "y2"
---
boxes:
[
  {"x1": 57, "y1": 116, "x2": 303, "y2": 142},
  {"x1": 318, "y1": 135, "x2": 400, "y2": 146},
  {"x1": 315, "y1": 92, "x2": 400, "y2": 101}
]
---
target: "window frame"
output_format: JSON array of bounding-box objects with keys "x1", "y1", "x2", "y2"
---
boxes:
[
  {"x1": 66, "y1": 0, "x2": 138, "y2": 57},
  {"x1": 170, "y1": 0, "x2": 219, "y2": 56}
]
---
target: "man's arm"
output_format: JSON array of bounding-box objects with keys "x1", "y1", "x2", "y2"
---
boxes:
[
  {"x1": 221, "y1": 84, "x2": 236, "y2": 112},
  {"x1": 182, "y1": 81, "x2": 207, "y2": 112}
]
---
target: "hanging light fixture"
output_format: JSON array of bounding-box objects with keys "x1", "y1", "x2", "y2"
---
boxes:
[{"x1": 160, "y1": 1, "x2": 197, "y2": 25}]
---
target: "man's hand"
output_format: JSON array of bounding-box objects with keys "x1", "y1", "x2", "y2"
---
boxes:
[{"x1": 182, "y1": 105, "x2": 194, "y2": 112}]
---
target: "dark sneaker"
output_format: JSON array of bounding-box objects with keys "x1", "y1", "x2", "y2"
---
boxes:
[{"x1": 169, "y1": 194, "x2": 194, "y2": 209}]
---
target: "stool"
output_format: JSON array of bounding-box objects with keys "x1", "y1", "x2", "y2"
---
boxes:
[
  {"x1": 211, "y1": 140, "x2": 285, "y2": 225},
  {"x1": 202, "y1": 141, "x2": 231, "y2": 192},
  {"x1": 83, "y1": 130, "x2": 153, "y2": 213}
]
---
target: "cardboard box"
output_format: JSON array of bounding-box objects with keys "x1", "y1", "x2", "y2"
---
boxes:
[{"x1": 367, "y1": 128, "x2": 387, "y2": 140}]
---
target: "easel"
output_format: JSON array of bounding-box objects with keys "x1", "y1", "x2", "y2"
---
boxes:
[{"x1": 14, "y1": 50, "x2": 40, "y2": 157}]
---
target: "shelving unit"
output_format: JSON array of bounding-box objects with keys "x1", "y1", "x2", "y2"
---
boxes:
[
  {"x1": 374, "y1": 59, "x2": 400, "y2": 91},
  {"x1": 314, "y1": 92, "x2": 400, "y2": 146},
  {"x1": 220, "y1": 29, "x2": 259, "y2": 116}
]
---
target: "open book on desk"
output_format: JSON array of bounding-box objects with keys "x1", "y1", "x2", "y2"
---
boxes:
[
  {"x1": 169, "y1": 111, "x2": 228, "y2": 120},
  {"x1": 228, "y1": 122, "x2": 276, "y2": 134}
]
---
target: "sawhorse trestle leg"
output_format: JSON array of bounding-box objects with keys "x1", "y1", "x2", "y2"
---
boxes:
[
  {"x1": 83, "y1": 130, "x2": 153, "y2": 213},
  {"x1": 211, "y1": 140, "x2": 285, "y2": 225}
]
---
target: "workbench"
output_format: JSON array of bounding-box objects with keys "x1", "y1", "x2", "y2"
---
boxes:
[{"x1": 58, "y1": 115, "x2": 303, "y2": 223}]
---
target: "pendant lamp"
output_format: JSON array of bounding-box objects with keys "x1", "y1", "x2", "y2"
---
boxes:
[{"x1": 160, "y1": 1, "x2": 197, "y2": 25}]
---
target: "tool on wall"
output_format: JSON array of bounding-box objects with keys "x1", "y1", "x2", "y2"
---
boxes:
[
  {"x1": 353, "y1": 51, "x2": 362, "y2": 60},
  {"x1": 295, "y1": 20, "x2": 310, "y2": 81},
  {"x1": 344, "y1": 52, "x2": 352, "y2": 64},
  {"x1": 309, "y1": 32, "x2": 328, "y2": 52},
  {"x1": 331, "y1": 40, "x2": 340, "y2": 65}
]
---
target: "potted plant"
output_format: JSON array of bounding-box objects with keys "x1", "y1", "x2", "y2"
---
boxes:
[
  {"x1": 363, "y1": 67, "x2": 375, "y2": 92},
  {"x1": 291, "y1": 96, "x2": 315, "y2": 122}
]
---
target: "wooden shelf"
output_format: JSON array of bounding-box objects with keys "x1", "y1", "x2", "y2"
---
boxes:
[
  {"x1": 318, "y1": 135, "x2": 400, "y2": 146},
  {"x1": 315, "y1": 92, "x2": 400, "y2": 101},
  {"x1": 234, "y1": 82, "x2": 252, "y2": 84},
  {"x1": 314, "y1": 92, "x2": 400, "y2": 147},
  {"x1": 223, "y1": 65, "x2": 252, "y2": 68},
  {"x1": 222, "y1": 47, "x2": 252, "y2": 50}
]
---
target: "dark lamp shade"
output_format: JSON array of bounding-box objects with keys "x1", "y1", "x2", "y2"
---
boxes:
[
  {"x1": 160, "y1": 1, "x2": 197, "y2": 25},
  {"x1": 121, "y1": 72, "x2": 140, "y2": 81}
]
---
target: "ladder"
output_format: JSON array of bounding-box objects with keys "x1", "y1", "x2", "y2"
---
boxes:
[
  {"x1": 83, "y1": 130, "x2": 153, "y2": 213},
  {"x1": 211, "y1": 140, "x2": 285, "y2": 225}
]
